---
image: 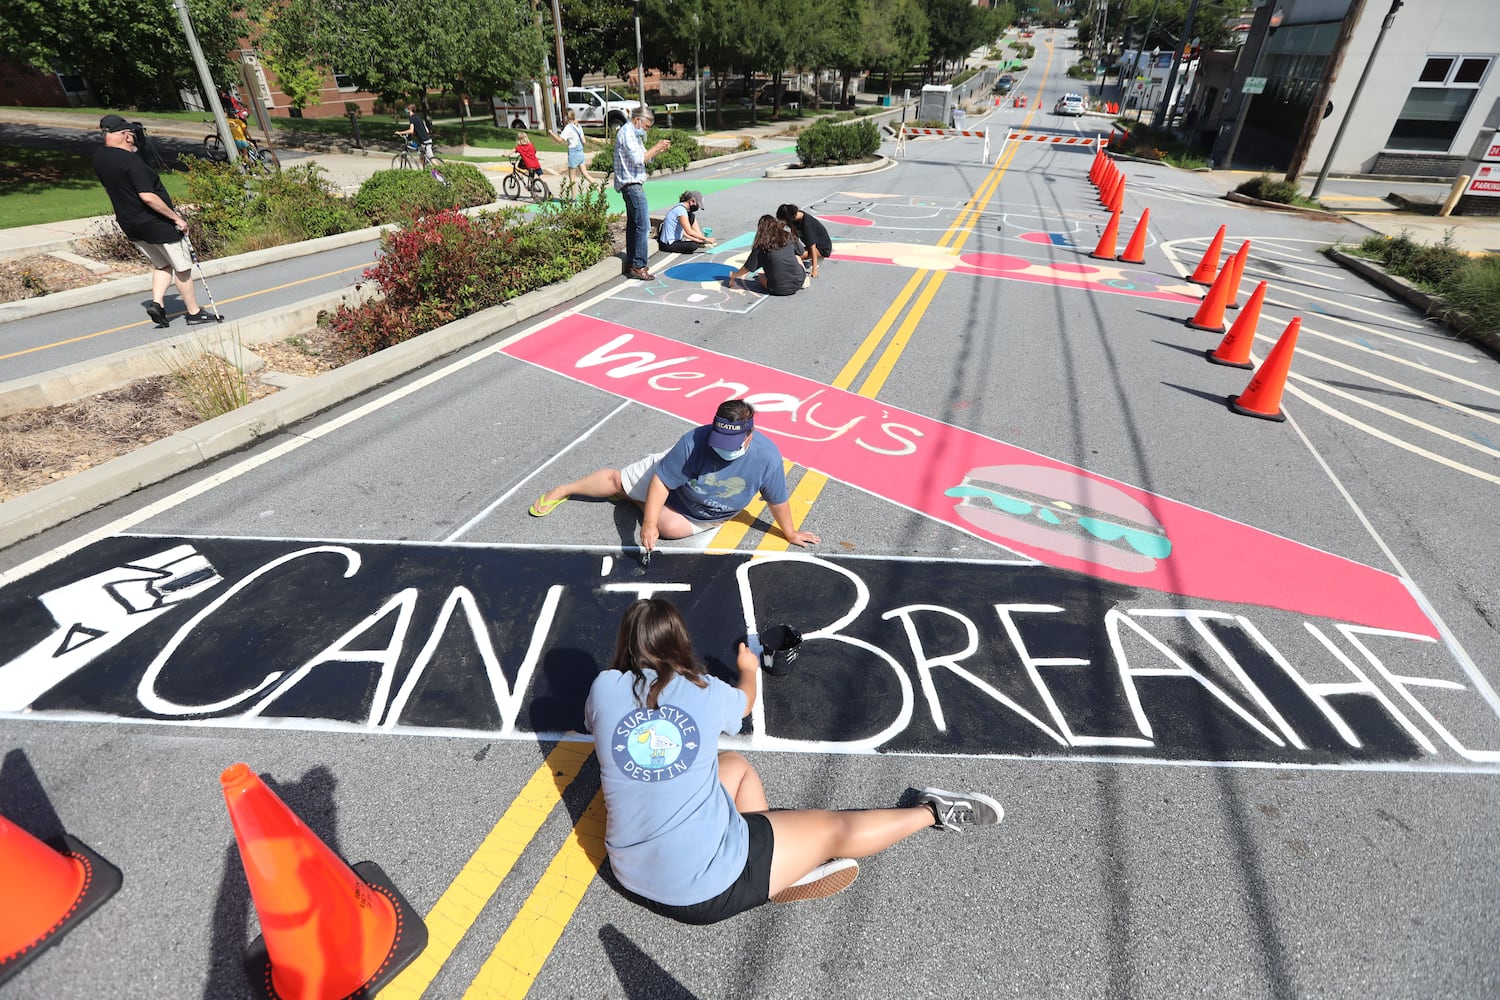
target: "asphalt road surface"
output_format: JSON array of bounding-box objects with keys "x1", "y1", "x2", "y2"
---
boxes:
[{"x1": 3, "y1": 30, "x2": 1498, "y2": 1000}]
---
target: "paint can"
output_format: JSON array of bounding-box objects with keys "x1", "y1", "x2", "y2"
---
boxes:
[{"x1": 759, "y1": 624, "x2": 802, "y2": 677}]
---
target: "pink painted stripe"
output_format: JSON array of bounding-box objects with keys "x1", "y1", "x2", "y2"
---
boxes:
[{"x1": 503, "y1": 317, "x2": 1435, "y2": 636}]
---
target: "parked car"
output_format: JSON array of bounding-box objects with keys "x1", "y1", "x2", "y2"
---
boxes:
[
  {"x1": 1054, "y1": 93, "x2": 1086, "y2": 116},
  {"x1": 565, "y1": 87, "x2": 636, "y2": 129},
  {"x1": 994, "y1": 74, "x2": 1015, "y2": 95}
]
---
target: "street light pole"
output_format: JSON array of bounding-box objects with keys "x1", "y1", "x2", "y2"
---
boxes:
[
  {"x1": 633, "y1": 0, "x2": 647, "y2": 109},
  {"x1": 1311, "y1": 0, "x2": 1403, "y2": 198},
  {"x1": 550, "y1": 0, "x2": 569, "y2": 123}
]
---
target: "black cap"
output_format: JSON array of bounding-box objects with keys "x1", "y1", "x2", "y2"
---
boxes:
[{"x1": 99, "y1": 114, "x2": 132, "y2": 132}]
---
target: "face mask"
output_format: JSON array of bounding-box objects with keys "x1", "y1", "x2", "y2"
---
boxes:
[
  {"x1": 635, "y1": 124, "x2": 647, "y2": 138},
  {"x1": 713, "y1": 445, "x2": 747, "y2": 461}
]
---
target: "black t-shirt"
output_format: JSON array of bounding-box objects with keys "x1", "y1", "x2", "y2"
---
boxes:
[
  {"x1": 744, "y1": 237, "x2": 805, "y2": 296},
  {"x1": 795, "y1": 212, "x2": 832, "y2": 258},
  {"x1": 409, "y1": 111, "x2": 431, "y2": 142},
  {"x1": 93, "y1": 145, "x2": 178, "y2": 243}
]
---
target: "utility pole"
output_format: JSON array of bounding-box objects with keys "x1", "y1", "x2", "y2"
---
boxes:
[
  {"x1": 634, "y1": 0, "x2": 647, "y2": 109},
  {"x1": 1221, "y1": 3, "x2": 1283, "y2": 169},
  {"x1": 551, "y1": 0, "x2": 569, "y2": 123},
  {"x1": 1154, "y1": 0, "x2": 1202, "y2": 129},
  {"x1": 1283, "y1": 0, "x2": 1370, "y2": 182},
  {"x1": 171, "y1": 0, "x2": 238, "y2": 165},
  {"x1": 1311, "y1": 0, "x2": 1403, "y2": 197}
]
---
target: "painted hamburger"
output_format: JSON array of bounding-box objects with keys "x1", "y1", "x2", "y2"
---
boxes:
[{"x1": 945, "y1": 464, "x2": 1173, "y2": 573}]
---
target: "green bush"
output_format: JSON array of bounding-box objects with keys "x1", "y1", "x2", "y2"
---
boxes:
[
  {"x1": 329, "y1": 191, "x2": 615, "y2": 356},
  {"x1": 795, "y1": 118, "x2": 880, "y2": 167},
  {"x1": 252, "y1": 164, "x2": 363, "y2": 241},
  {"x1": 1441, "y1": 254, "x2": 1500, "y2": 333},
  {"x1": 1236, "y1": 174, "x2": 1300, "y2": 204},
  {"x1": 441, "y1": 162, "x2": 498, "y2": 208},
  {"x1": 353, "y1": 169, "x2": 458, "y2": 224},
  {"x1": 183, "y1": 158, "x2": 253, "y2": 256}
]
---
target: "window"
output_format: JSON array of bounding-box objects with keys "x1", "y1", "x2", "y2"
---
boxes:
[
  {"x1": 1386, "y1": 54, "x2": 1492, "y2": 152},
  {"x1": 332, "y1": 70, "x2": 356, "y2": 92}
]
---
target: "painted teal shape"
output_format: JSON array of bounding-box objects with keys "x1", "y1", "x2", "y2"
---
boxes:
[
  {"x1": 602, "y1": 175, "x2": 756, "y2": 214},
  {"x1": 944, "y1": 485, "x2": 1173, "y2": 559}
]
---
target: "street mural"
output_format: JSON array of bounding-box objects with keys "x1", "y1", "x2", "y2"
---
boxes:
[
  {"x1": 1, "y1": 538, "x2": 1496, "y2": 767},
  {"x1": 503, "y1": 314, "x2": 1437, "y2": 637}
]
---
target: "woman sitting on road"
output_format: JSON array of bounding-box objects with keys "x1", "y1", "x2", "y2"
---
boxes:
[
  {"x1": 727, "y1": 214, "x2": 806, "y2": 296},
  {"x1": 584, "y1": 598, "x2": 1005, "y2": 925}
]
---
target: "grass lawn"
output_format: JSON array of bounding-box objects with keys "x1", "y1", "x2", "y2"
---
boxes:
[{"x1": 0, "y1": 147, "x2": 189, "y2": 228}]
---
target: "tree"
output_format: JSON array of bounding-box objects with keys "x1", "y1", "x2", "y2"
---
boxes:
[
  {"x1": 863, "y1": 0, "x2": 929, "y2": 92},
  {"x1": 0, "y1": 0, "x2": 243, "y2": 109},
  {"x1": 559, "y1": 0, "x2": 636, "y2": 88},
  {"x1": 808, "y1": 0, "x2": 864, "y2": 107}
]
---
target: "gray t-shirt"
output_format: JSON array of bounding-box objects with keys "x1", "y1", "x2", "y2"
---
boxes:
[{"x1": 585, "y1": 668, "x2": 748, "y2": 905}]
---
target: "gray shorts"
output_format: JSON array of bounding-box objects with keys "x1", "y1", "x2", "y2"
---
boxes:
[
  {"x1": 133, "y1": 238, "x2": 192, "y2": 272},
  {"x1": 619, "y1": 452, "x2": 724, "y2": 535}
]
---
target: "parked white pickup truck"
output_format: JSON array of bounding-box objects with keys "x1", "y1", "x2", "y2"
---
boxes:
[{"x1": 565, "y1": 87, "x2": 637, "y2": 129}]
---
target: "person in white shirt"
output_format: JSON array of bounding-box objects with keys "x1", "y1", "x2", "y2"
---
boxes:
[{"x1": 550, "y1": 109, "x2": 593, "y2": 191}]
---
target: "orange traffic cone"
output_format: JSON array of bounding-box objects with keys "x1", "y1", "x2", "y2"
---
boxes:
[
  {"x1": 1089, "y1": 208, "x2": 1122, "y2": 260},
  {"x1": 1089, "y1": 150, "x2": 1102, "y2": 185},
  {"x1": 1186, "y1": 253, "x2": 1237, "y2": 333},
  {"x1": 1224, "y1": 241, "x2": 1250, "y2": 309},
  {"x1": 0, "y1": 812, "x2": 121, "y2": 984},
  {"x1": 1207, "y1": 280, "x2": 1268, "y2": 369},
  {"x1": 1188, "y1": 225, "x2": 1227, "y2": 285},
  {"x1": 221, "y1": 763, "x2": 427, "y2": 1000},
  {"x1": 1109, "y1": 178, "x2": 1125, "y2": 213},
  {"x1": 1120, "y1": 208, "x2": 1151, "y2": 264},
  {"x1": 1229, "y1": 318, "x2": 1301, "y2": 421},
  {"x1": 1099, "y1": 171, "x2": 1119, "y2": 207},
  {"x1": 1035, "y1": 97, "x2": 1042, "y2": 108}
]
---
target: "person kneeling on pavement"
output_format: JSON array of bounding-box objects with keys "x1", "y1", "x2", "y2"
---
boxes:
[
  {"x1": 727, "y1": 215, "x2": 806, "y2": 296},
  {"x1": 658, "y1": 190, "x2": 716, "y2": 254},
  {"x1": 527, "y1": 399, "x2": 819, "y2": 553},
  {"x1": 777, "y1": 203, "x2": 833, "y2": 280},
  {"x1": 94, "y1": 114, "x2": 217, "y2": 328}
]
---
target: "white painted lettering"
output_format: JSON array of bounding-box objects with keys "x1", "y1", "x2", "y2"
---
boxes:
[
  {"x1": 646, "y1": 371, "x2": 705, "y2": 391},
  {"x1": 857, "y1": 421, "x2": 924, "y2": 457},
  {"x1": 1297, "y1": 624, "x2": 1434, "y2": 752},
  {"x1": 136, "y1": 546, "x2": 360, "y2": 717},
  {"x1": 882, "y1": 603, "x2": 1067, "y2": 745},
  {"x1": 683, "y1": 378, "x2": 751, "y2": 401},
  {"x1": 573, "y1": 334, "x2": 695, "y2": 378}
]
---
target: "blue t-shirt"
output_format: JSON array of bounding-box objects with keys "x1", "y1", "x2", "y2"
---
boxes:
[
  {"x1": 584, "y1": 668, "x2": 748, "y2": 905},
  {"x1": 653, "y1": 426, "x2": 789, "y2": 522},
  {"x1": 659, "y1": 203, "x2": 690, "y2": 244}
]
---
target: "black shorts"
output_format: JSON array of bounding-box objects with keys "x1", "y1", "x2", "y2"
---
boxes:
[{"x1": 636, "y1": 813, "x2": 773, "y2": 925}]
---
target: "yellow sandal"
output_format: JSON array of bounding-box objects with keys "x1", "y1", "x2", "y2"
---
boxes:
[{"x1": 528, "y1": 493, "x2": 568, "y2": 517}]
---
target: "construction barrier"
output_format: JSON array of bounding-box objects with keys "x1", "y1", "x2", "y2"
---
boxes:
[
  {"x1": 895, "y1": 126, "x2": 990, "y2": 163},
  {"x1": 997, "y1": 131, "x2": 1106, "y2": 164}
]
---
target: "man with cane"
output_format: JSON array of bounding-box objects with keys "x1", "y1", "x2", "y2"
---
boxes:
[{"x1": 93, "y1": 114, "x2": 218, "y2": 328}]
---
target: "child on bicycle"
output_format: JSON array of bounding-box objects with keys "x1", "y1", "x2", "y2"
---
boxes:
[
  {"x1": 227, "y1": 115, "x2": 251, "y2": 152},
  {"x1": 515, "y1": 131, "x2": 543, "y2": 177}
]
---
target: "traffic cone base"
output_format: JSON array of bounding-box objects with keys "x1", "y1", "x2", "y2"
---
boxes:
[
  {"x1": 1228, "y1": 393, "x2": 1288, "y2": 421},
  {"x1": 245, "y1": 860, "x2": 426, "y2": 1000},
  {"x1": 0, "y1": 831, "x2": 123, "y2": 986},
  {"x1": 1205, "y1": 347, "x2": 1255, "y2": 370}
]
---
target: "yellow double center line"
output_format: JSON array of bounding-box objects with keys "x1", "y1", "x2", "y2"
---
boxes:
[{"x1": 395, "y1": 45, "x2": 1054, "y2": 999}]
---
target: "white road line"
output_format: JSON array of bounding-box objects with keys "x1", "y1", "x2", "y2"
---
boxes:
[
  {"x1": 1278, "y1": 402, "x2": 1498, "y2": 730},
  {"x1": 444, "y1": 399, "x2": 633, "y2": 543},
  {"x1": 1260, "y1": 294, "x2": 1478, "y2": 362},
  {"x1": 0, "y1": 280, "x2": 634, "y2": 588},
  {"x1": 1275, "y1": 337, "x2": 1500, "y2": 427},
  {"x1": 1268, "y1": 286, "x2": 1426, "y2": 329},
  {"x1": 1284, "y1": 383, "x2": 1500, "y2": 484},
  {"x1": 1242, "y1": 265, "x2": 1346, "y2": 292},
  {"x1": 1290, "y1": 373, "x2": 1500, "y2": 460},
  {"x1": 1288, "y1": 323, "x2": 1500, "y2": 399}
]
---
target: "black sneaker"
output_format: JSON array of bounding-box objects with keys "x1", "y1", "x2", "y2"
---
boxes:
[
  {"x1": 145, "y1": 301, "x2": 169, "y2": 328},
  {"x1": 183, "y1": 310, "x2": 218, "y2": 325},
  {"x1": 917, "y1": 788, "x2": 1004, "y2": 832}
]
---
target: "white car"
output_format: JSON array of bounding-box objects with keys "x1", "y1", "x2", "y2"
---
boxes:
[
  {"x1": 1054, "y1": 93, "x2": 1086, "y2": 116},
  {"x1": 566, "y1": 87, "x2": 637, "y2": 129}
]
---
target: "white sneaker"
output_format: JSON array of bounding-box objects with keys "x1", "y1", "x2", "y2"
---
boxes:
[
  {"x1": 917, "y1": 788, "x2": 1004, "y2": 833},
  {"x1": 770, "y1": 858, "x2": 859, "y2": 903}
]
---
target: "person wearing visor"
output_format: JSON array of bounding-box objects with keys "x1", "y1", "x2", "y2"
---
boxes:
[
  {"x1": 528, "y1": 399, "x2": 819, "y2": 552},
  {"x1": 93, "y1": 114, "x2": 213, "y2": 328}
]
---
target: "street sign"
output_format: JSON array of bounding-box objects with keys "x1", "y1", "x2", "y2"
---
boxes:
[
  {"x1": 1242, "y1": 76, "x2": 1267, "y2": 94},
  {"x1": 1466, "y1": 162, "x2": 1500, "y2": 197},
  {"x1": 1482, "y1": 129, "x2": 1500, "y2": 162}
]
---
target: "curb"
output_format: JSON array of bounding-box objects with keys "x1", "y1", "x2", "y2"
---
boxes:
[
  {"x1": 1324, "y1": 248, "x2": 1500, "y2": 362},
  {"x1": 764, "y1": 155, "x2": 894, "y2": 178},
  {"x1": 0, "y1": 254, "x2": 625, "y2": 550},
  {"x1": 1222, "y1": 191, "x2": 1348, "y2": 222}
]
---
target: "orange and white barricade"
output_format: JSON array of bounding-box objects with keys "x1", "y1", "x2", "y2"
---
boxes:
[{"x1": 894, "y1": 125, "x2": 990, "y2": 164}]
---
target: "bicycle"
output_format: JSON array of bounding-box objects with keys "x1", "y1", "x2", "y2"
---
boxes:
[
  {"x1": 501, "y1": 157, "x2": 551, "y2": 203},
  {"x1": 202, "y1": 121, "x2": 280, "y2": 175},
  {"x1": 392, "y1": 135, "x2": 447, "y2": 184}
]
